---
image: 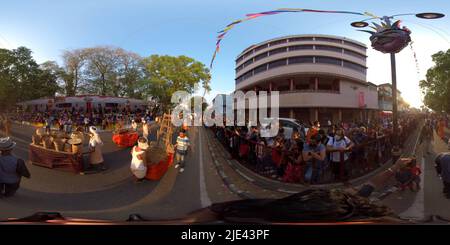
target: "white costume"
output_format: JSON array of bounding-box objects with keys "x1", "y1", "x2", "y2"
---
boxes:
[
  {"x1": 130, "y1": 140, "x2": 148, "y2": 179},
  {"x1": 89, "y1": 126, "x2": 104, "y2": 165}
]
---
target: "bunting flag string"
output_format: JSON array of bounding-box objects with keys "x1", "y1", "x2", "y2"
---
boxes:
[{"x1": 210, "y1": 8, "x2": 378, "y2": 69}]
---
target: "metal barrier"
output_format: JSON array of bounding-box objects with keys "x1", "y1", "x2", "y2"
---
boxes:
[{"x1": 211, "y1": 119, "x2": 418, "y2": 185}]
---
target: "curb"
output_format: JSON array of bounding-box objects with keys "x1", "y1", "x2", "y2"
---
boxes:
[{"x1": 204, "y1": 130, "x2": 255, "y2": 199}]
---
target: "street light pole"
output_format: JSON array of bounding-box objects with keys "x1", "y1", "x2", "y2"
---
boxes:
[{"x1": 390, "y1": 52, "x2": 399, "y2": 148}]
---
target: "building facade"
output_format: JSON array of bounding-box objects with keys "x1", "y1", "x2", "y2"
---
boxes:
[
  {"x1": 234, "y1": 34, "x2": 379, "y2": 125},
  {"x1": 17, "y1": 95, "x2": 147, "y2": 113},
  {"x1": 377, "y1": 83, "x2": 410, "y2": 112}
]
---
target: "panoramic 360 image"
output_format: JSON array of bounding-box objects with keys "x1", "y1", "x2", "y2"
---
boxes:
[{"x1": 1, "y1": 0, "x2": 450, "y2": 242}]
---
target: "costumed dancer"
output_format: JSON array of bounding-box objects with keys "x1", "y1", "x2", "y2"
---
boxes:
[
  {"x1": 88, "y1": 126, "x2": 106, "y2": 172},
  {"x1": 130, "y1": 137, "x2": 149, "y2": 183}
]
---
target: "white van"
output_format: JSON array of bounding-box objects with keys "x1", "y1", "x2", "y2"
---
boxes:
[{"x1": 260, "y1": 118, "x2": 307, "y2": 140}]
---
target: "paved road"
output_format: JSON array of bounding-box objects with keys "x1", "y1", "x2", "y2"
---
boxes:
[
  {"x1": 2, "y1": 122, "x2": 450, "y2": 223},
  {"x1": 380, "y1": 130, "x2": 450, "y2": 221},
  {"x1": 0, "y1": 124, "x2": 237, "y2": 220}
]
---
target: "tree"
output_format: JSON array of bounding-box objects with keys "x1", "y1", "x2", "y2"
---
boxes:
[
  {"x1": 83, "y1": 46, "x2": 119, "y2": 96},
  {"x1": 0, "y1": 47, "x2": 59, "y2": 110},
  {"x1": 61, "y1": 49, "x2": 85, "y2": 96},
  {"x1": 141, "y1": 55, "x2": 211, "y2": 111},
  {"x1": 115, "y1": 48, "x2": 144, "y2": 98},
  {"x1": 419, "y1": 49, "x2": 450, "y2": 113}
]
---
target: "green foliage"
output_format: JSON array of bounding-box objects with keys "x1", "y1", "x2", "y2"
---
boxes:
[
  {"x1": 0, "y1": 47, "x2": 59, "y2": 110},
  {"x1": 419, "y1": 49, "x2": 450, "y2": 113},
  {"x1": 140, "y1": 55, "x2": 211, "y2": 110}
]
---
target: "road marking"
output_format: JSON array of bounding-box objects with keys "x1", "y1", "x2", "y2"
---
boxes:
[
  {"x1": 198, "y1": 128, "x2": 212, "y2": 207},
  {"x1": 277, "y1": 189, "x2": 298, "y2": 194},
  {"x1": 235, "y1": 169, "x2": 255, "y2": 182},
  {"x1": 399, "y1": 156, "x2": 425, "y2": 220}
]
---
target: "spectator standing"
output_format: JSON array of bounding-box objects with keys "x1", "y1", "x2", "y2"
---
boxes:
[
  {"x1": 302, "y1": 136, "x2": 326, "y2": 184},
  {"x1": 327, "y1": 128, "x2": 354, "y2": 181},
  {"x1": 435, "y1": 153, "x2": 450, "y2": 199},
  {"x1": 306, "y1": 121, "x2": 320, "y2": 144},
  {"x1": 174, "y1": 129, "x2": 190, "y2": 173},
  {"x1": 0, "y1": 137, "x2": 30, "y2": 197}
]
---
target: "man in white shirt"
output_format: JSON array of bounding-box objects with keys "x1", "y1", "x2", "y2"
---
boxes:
[{"x1": 327, "y1": 128, "x2": 354, "y2": 181}]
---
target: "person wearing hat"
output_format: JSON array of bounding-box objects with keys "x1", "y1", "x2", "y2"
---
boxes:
[
  {"x1": 88, "y1": 126, "x2": 106, "y2": 171},
  {"x1": 130, "y1": 137, "x2": 149, "y2": 182},
  {"x1": 0, "y1": 137, "x2": 30, "y2": 197},
  {"x1": 435, "y1": 153, "x2": 450, "y2": 199}
]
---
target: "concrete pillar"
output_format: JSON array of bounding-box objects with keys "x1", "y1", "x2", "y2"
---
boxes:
[
  {"x1": 289, "y1": 78, "x2": 294, "y2": 91},
  {"x1": 289, "y1": 109, "x2": 294, "y2": 118},
  {"x1": 269, "y1": 82, "x2": 273, "y2": 92},
  {"x1": 313, "y1": 108, "x2": 319, "y2": 122},
  {"x1": 338, "y1": 109, "x2": 342, "y2": 122},
  {"x1": 314, "y1": 77, "x2": 319, "y2": 91}
]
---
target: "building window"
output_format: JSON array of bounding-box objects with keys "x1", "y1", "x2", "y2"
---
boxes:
[
  {"x1": 317, "y1": 77, "x2": 338, "y2": 91},
  {"x1": 343, "y1": 60, "x2": 366, "y2": 74},
  {"x1": 236, "y1": 56, "x2": 244, "y2": 64},
  {"x1": 236, "y1": 65, "x2": 244, "y2": 73},
  {"x1": 343, "y1": 41, "x2": 366, "y2": 51},
  {"x1": 315, "y1": 56, "x2": 342, "y2": 66},
  {"x1": 288, "y1": 37, "x2": 314, "y2": 42},
  {"x1": 269, "y1": 47, "x2": 287, "y2": 56},
  {"x1": 277, "y1": 85, "x2": 290, "y2": 91},
  {"x1": 268, "y1": 59, "x2": 287, "y2": 69},
  {"x1": 255, "y1": 44, "x2": 269, "y2": 52},
  {"x1": 253, "y1": 64, "x2": 267, "y2": 75},
  {"x1": 242, "y1": 70, "x2": 253, "y2": 80},
  {"x1": 315, "y1": 45, "x2": 343, "y2": 53},
  {"x1": 314, "y1": 37, "x2": 343, "y2": 44},
  {"x1": 254, "y1": 52, "x2": 268, "y2": 61},
  {"x1": 289, "y1": 45, "x2": 314, "y2": 51},
  {"x1": 295, "y1": 80, "x2": 312, "y2": 90},
  {"x1": 269, "y1": 39, "x2": 287, "y2": 47},
  {"x1": 344, "y1": 49, "x2": 366, "y2": 60},
  {"x1": 243, "y1": 58, "x2": 253, "y2": 68},
  {"x1": 288, "y1": 56, "x2": 314, "y2": 64}
]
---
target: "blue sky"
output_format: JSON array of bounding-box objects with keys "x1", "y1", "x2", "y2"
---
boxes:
[{"x1": 1, "y1": 0, "x2": 450, "y2": 107}]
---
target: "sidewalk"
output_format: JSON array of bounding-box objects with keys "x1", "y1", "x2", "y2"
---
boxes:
[{"x1": 204, "y1": 125, "x2": 423, "y2": 198}]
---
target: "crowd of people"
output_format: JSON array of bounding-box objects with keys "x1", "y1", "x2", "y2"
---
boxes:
[
  {"x1": 7, "y1": 108, "x2": 157, "y2": 133},
  {"x1": 212, "y1": 115, "x2": 419, "y2": 185}
]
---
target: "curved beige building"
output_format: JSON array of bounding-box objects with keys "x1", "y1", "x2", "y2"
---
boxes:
[{"x1": 234, "y1": 34, "x2": 378, "y2": 124}]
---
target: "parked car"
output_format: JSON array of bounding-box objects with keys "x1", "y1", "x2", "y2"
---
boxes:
[{"x1": 259, "y1": 117, "x2": 307, "y2": 140}]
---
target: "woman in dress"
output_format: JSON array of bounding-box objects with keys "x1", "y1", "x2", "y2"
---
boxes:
[
  {"x1": 130, "y1": 137, "x2": 149, "y2": 182},
  {"x1": 88, "y1": 126, "x2": 106, "y2": 171}
]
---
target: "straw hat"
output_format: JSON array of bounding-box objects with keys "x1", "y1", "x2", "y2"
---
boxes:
[
  {"x1": 0, "y1": 137, "x2": 16, "y2": 151},
  {"x1": 67, "y1": 138, "x2": 82, "y2": 145}
]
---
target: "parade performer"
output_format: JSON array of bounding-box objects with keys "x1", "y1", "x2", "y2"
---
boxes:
[
  {"x1": 88, "y1": 126, "x2": 106, "y2": 171},
  {"x1": 130, "y1": 137, "x2": 149, "y2": 182}
]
